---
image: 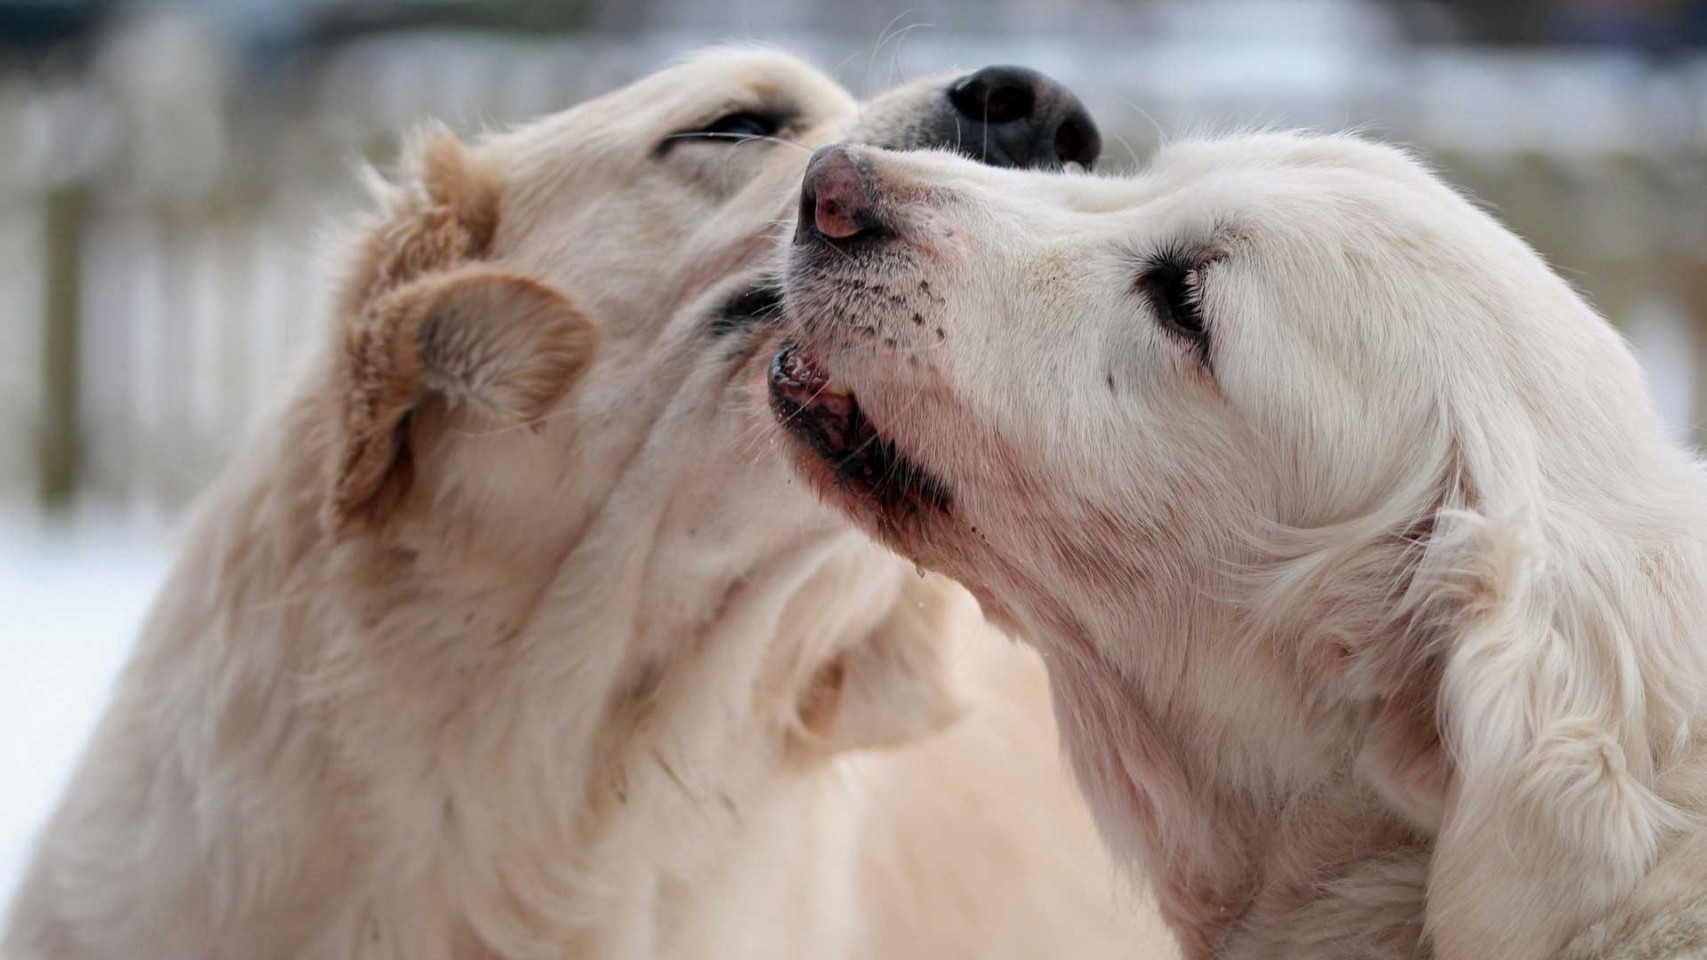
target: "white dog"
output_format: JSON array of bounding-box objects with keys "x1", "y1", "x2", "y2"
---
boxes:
[
  {"x1": 4, "y1": 50, "x2": 1173, "y2": 960},
  {"x1": 770, "y1": 134, "x2": 1707, "y2": 959}
]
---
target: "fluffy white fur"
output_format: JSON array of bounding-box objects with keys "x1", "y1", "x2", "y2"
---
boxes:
[
  {"x1": 774, "y1": 133, "x2": 1707, "y2": 959},
  {"x1": 4, "y1": 50, "x2": 1172, "y2": 960}
]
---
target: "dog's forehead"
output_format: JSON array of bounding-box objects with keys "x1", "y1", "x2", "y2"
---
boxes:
[
  {"x1": 1136, "y1": 135, "x2": 1448, "y2": 229},
  {"x1": 1150, "y1": 134, "x2": 1426, "y2": 186},
  {"x1": 985, "y1": 137, "x2": 1464, "y2": 286},
  {"x1": 484, "y1": 51, "x2": 857, "y2": 284},
  {"x1": 628, "y1": 47, "x2": 858, "y2": 131},
  {"x1": 500, "y1": 48, "x2": 855, "y2": 164}
]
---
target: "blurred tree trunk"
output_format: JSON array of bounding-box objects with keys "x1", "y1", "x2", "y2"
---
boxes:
[{"x1": 37, "y1": 184, "x2": 86, "y2": 510}]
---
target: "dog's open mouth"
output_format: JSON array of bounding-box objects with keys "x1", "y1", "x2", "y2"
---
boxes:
[{"x1": 769, "y1": 343, "x2": 951, "y2": 517}]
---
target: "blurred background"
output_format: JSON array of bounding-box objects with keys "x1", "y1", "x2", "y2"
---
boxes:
[{"x1": 4, "y1": 0, "x2": 1707, "y2": 905}]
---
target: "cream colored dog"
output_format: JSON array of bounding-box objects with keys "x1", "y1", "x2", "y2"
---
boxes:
[
  {"x1": 770, "y1": 135, "x2": 1707, "y2": 959},
  {"x1": 4, "y1": 50, "x2": 1172, "y2": 960}
]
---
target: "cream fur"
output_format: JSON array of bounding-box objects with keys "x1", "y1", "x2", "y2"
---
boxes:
[
  {"x1": 4, "y1": 50, "x2": 1172, "y2": 960},
  {"x1": 774, "y1": 133, "x2": 1707, "y2": 959}
]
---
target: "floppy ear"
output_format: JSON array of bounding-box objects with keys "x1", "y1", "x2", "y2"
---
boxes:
[
  {"x1": 795, "y1": 575, "x2": 966, "y2": 753},
  {"x1": 1268, "y1": 461, "x2": 1687, "y2": 959},
  {"x1": 323, "y1": 126, "x2": 597, "y2": 533},
  {"x1": 343, "y1": 126, "x2": 504, "y2": 308},
  {"x1": 1420, "y1": 509, "x2": 1684, "y2": 960},
  {"x1": 327, "y1": 266, "x2": 595, "y2": 533}
]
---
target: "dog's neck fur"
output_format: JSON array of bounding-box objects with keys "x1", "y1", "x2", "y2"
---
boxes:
[
  {"x1": 1018, "y1": 598, "x2": 1429, "y2": 959},
  {"x1": 8, "y1": 359, "x2": 923, "y2": 959},
  {"x1": 972, "y1": 437, "x2": 1707, "y2": 960},
  {"x1": 962, "y1": 562, "x2": 1373, "y2": 954}
]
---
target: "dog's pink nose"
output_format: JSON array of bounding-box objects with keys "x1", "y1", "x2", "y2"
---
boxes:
[{"x1": 798, "y1": 145, "x2": 882, "y2": 243}]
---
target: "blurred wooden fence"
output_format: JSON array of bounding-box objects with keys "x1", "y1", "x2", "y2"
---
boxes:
[{"x1": 5, "y1": 28, "x2": 1707, "y2": 516}]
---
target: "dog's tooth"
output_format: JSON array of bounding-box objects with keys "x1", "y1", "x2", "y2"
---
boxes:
[{"x1": 822, "y1": 381, "x2": 852, "y2": 397}]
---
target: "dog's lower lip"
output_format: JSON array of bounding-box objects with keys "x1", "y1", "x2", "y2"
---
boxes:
[
  {"x1": 770, "y1": 344, "x2": 855, "y2": 416},
  {"x1": 769, "y1": 344, "x2": 953, "y2": 517},
  {"x1": 771, "y1": 343, "x2": 826, "y2": 394}
]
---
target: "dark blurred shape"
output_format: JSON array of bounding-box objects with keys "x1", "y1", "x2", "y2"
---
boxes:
[
  {"x1": 1428, "y1": 0, "x2": 1707, "y2": 47},
  {"x1": 0, "y1": 1, "x2": 109, "y2": 61},
  {"x1": 1553, "y1": 0, "x2": 1707, "y2": 53},
  {"x1": 36, "y1": 184, "x2": 84, "y2": 508},
  {"x1": 295, "y1": 0, "x2": 596, "y2": 46}
]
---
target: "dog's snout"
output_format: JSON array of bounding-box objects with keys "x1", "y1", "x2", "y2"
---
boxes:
[
  {"x1": 797, "y1": 145, "x2": 883, "y2": 245},
  {"x1": 947, "y1": 65, "x2": 1101, "y2": 170}
]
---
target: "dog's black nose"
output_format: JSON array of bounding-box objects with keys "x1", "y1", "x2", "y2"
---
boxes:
[
  {"x1": 797, "y1": 145, "x2": 881, "y2": 244},
  {"x1": 947, "y1": 65, "x2": 1101, "y2": 170}
]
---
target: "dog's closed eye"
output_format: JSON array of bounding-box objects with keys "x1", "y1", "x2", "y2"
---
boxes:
[
  {"x1": 658, "y1": 109, "x2": 794, "y2": 154},
  {"x1": 699, "y1": 111, "x2": 780, "y2": 140}
]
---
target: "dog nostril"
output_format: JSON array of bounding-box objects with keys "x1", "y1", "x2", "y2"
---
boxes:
[
  {"x1": 949, "y1": 67, "x2": 1037, "y2": 125},
  {"x1": 797, "y1": 145, "x2": 883, "y2": 244},
  {"x1": 814, "y1": 192, "x2": 867, "y2": 241},
  {"x1": 1054, "y1": 118, "x2": 1095, "y2": 169}
]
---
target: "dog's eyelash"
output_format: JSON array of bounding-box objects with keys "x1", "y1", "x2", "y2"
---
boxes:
[
  {"x1": 1137, "y1": 249, "x2": 1210, "y2": 363},
  {"x1": 658, "y1": 109, "x2": 793, "y2": 154},
  {"x1": 699, "y1": 111, "x2": 781, "y2": 140}
]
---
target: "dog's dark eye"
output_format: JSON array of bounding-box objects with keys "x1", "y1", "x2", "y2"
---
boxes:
[
  {"x1": 1138, "y1": 253, "x2": 1210, "y2": 358},
  {"x1": 700, "y1": 112, "x2": 779, "y2": 141}
]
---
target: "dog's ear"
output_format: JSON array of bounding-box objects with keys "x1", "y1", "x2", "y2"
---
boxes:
[
  {"x1": 324, "y1": 128, "x2": 596, "y2": 533},
  {"x1": 795, "y1": 575, "x2": 967, "y2": 753},
  {"x1": 1418, "y1": 509, "x2": 1684, "y2": 960},
  {"x1": 328, "y1": 266, "x2": 595, "y2": 532},
  {"x1": 1257, "y1": 451, "x2": 1684, "y2": 960}
]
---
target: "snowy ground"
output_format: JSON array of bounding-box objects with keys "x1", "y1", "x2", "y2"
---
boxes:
[{"x1": 0, "y1": 513, "x2": 174, "y2": 908}]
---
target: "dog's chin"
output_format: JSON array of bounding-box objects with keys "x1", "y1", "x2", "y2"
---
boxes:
[{"x1": 768, "y1": 342, "x2": 953, "y2": 528}]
